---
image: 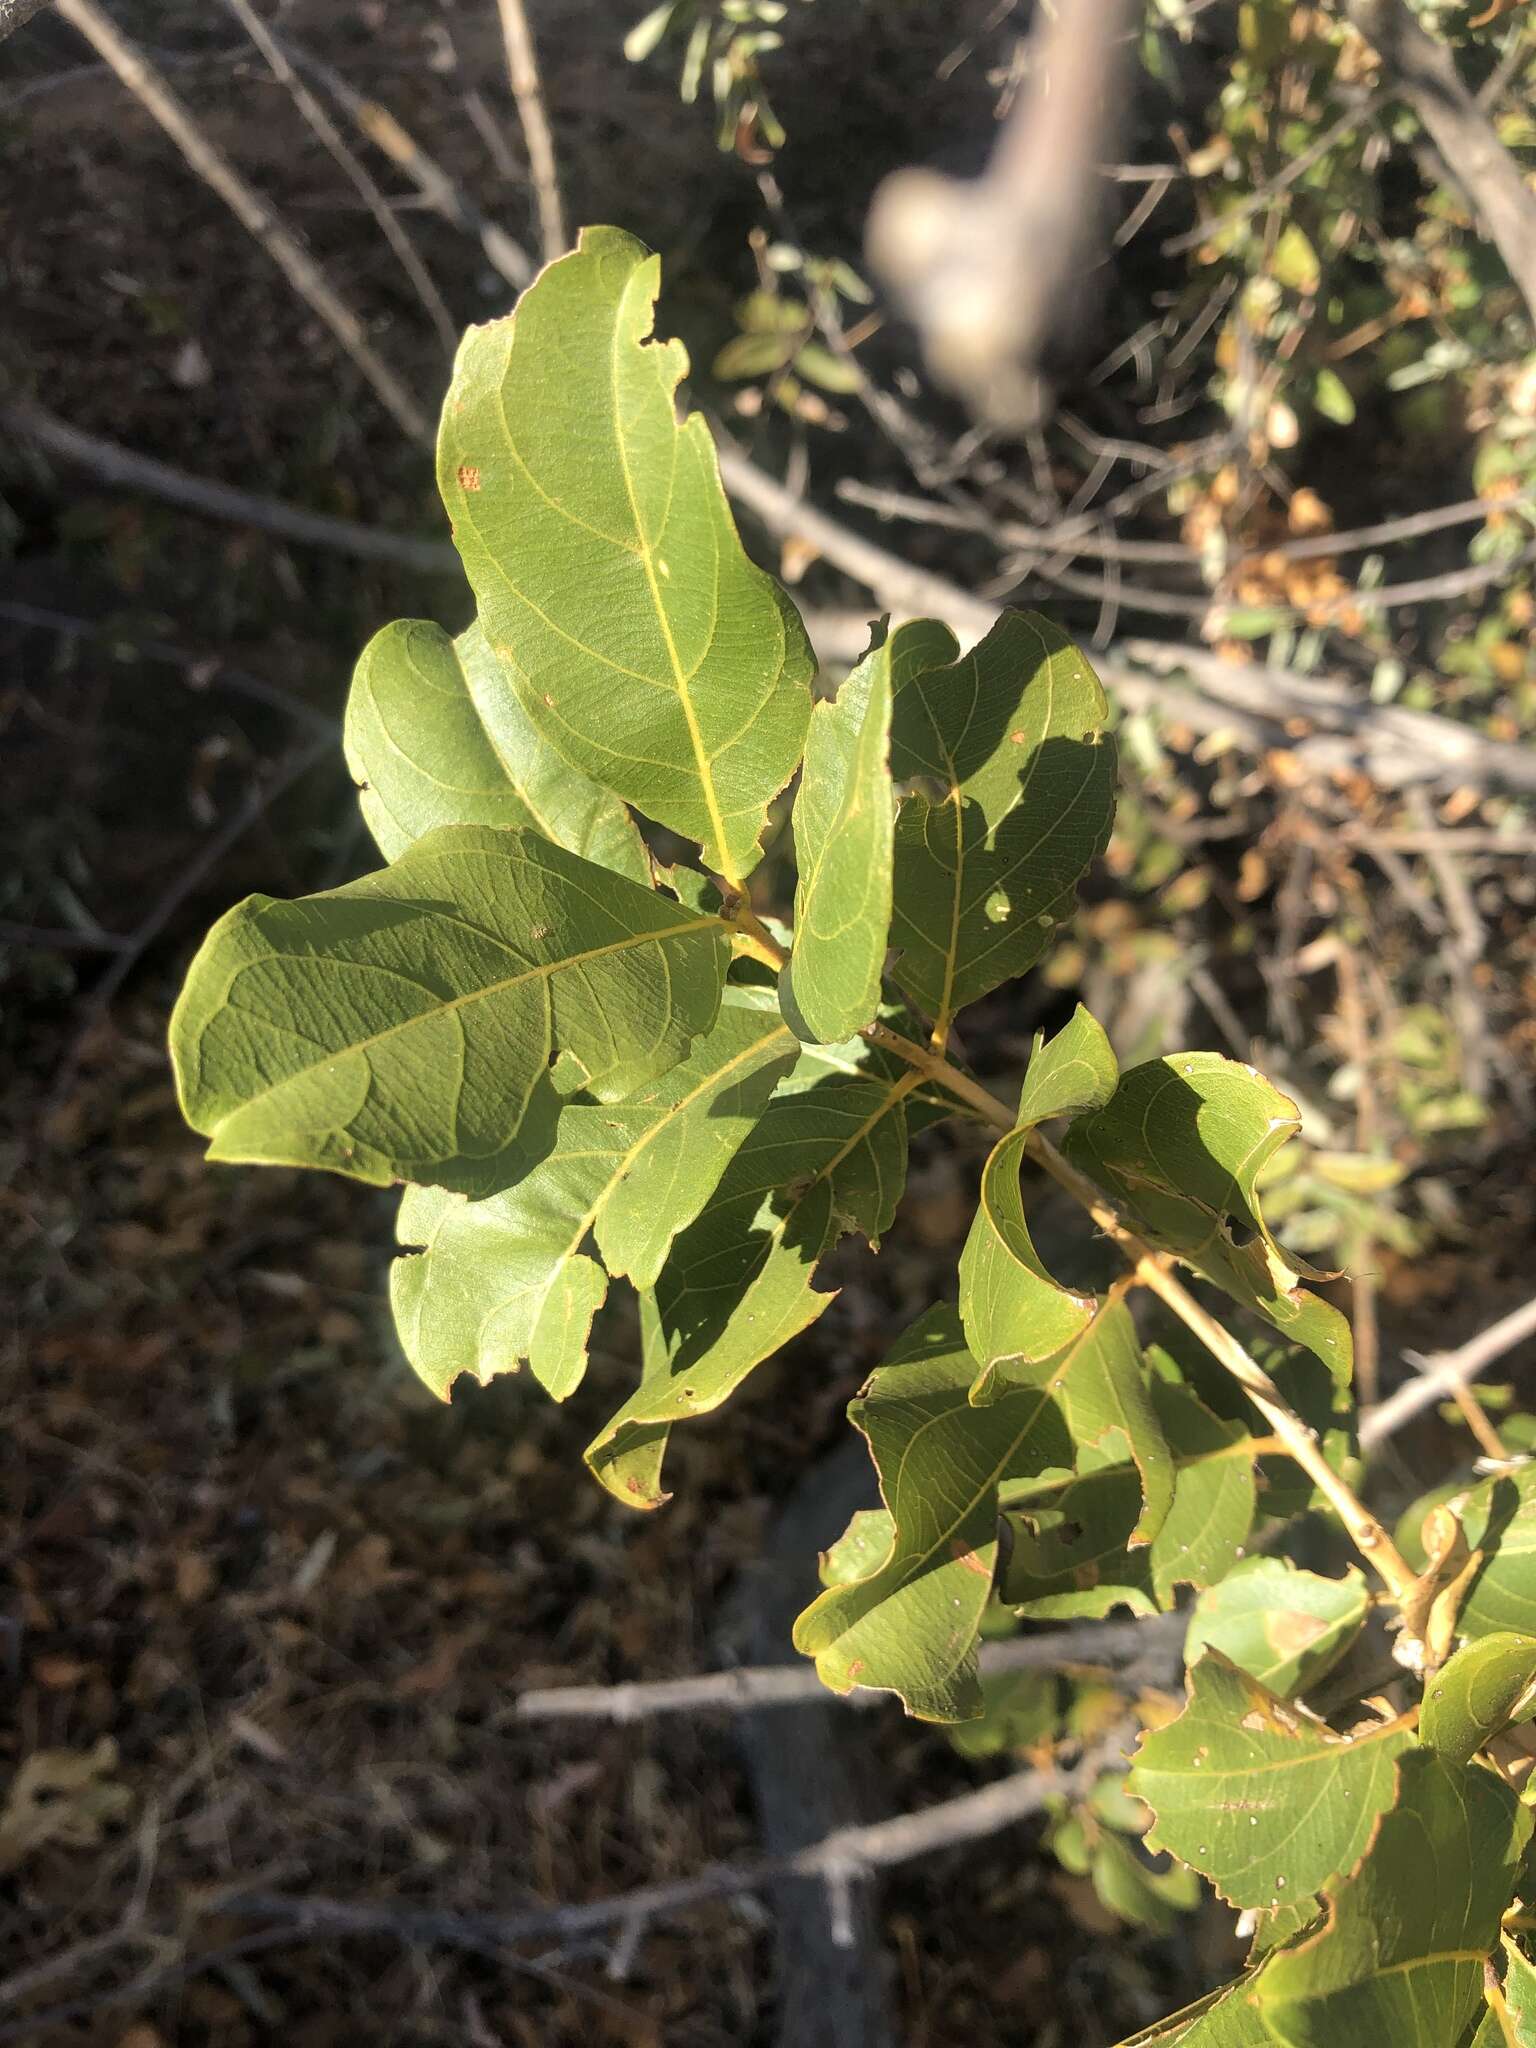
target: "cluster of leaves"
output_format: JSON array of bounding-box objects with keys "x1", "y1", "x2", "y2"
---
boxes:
[
  {"x1": 169, "y1": 230, "x2": 1536, "y2": 2042},
  {"x1": 624, "y1": 0, "x2": 810, "y2": 154}
]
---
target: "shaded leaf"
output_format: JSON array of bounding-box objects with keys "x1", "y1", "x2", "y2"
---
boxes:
[
  {"x1": 1420, "y1": 1632, "x2": 1536, "y2": 1766},
  {"x1": 585, "y1": 1073, "x2": 914, "y2": 1503},
  {"x1": 947, "y1": 1668, "x2": 1061, "y2": 1759},
  {"x1": 389, "y1": 995, "x2": 796, "y2": 1399},
  {"x1": 781, "y1": 620, "x2": 905, "y2": 1044},
  {"x1": 1063, "y1": 1053, "x2": 1352, "y2": 1388},
  {"x1": 439, "y1": 226, "x2": 814, "y2": 884},
  {"x1": 1256, "y1": 1750, "x2": 1530, "y2": 2046},
  {"x1": 793, "y1": 1303, "x2": 1074, "y2": 1720},
  {"x1": 1113, "y1": 1981, "x2": 1268, "y2": 2045},
  {"x1": 1183, "y1": 1558, "x2": 1368, "y2": 1698},
  {"x1": 1089, "y1": 1827, "x2": 1203, "y2": 1935},
  {"x1": 1002, "y1": 1380, "x2": 1256, "y2": 1620},
  {"x1": 887, "y1": 611, "x2": 1116, "y2": 1030},
  {"x1": 170, "y1": 825, "x2": 728, "y2": 1194},
  {"x1": 1128, "y1": 1652, "x2": 1414, "y2": 1909},
  {"x1": 979, "y1": 1295, "x2": 1174, "y2": 1549},
  {"x1": 960, "y1": 1006, "x2": 1118, "y2": 1382},
  {"x1": 343, "y1": 620, "x2": 648, "y2": 880}
]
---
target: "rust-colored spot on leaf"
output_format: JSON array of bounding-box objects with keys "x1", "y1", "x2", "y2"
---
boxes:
[
  {"x1": 456, "y1": 463, "x2": 482, "y2": 492},
  {"x1": 1072, "y1": 1563, "x2": 1100, "y2": 1591},
  {"x1": 949, "y1": 1539, "x2": 991, "y2": 1579},
  {"x1": 1266, "y1": 1610, "x2": 1329, "y2": 1661},
  {"x1": 1009, "y1": 730, "x2": 1027, "y2": 745}
]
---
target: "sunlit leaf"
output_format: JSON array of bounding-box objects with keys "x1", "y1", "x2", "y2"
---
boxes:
[
  {"x1": 1401, "y1": 1465, "x2": 1536, "y2": 1639},
  {"x1": 960, "y1": 1007, "x2": 1118, "y2": 1384},
  {"x1": 343, "y1": 619, "x2": 648, "y2": 880},
  {"x1": 1129, "y1": 1652, "x2": 1414, "y2": 1909},
  {"x1": 887, "y1": 611, "x2": 1116, "y2": 1030},
  {"x1": 1255, "y1": 1750, "x2": 1530, "y2": 2046},
  {"x1": 781, "y1": 620, "x2": 904, "y2": 1044},
  {"x1": 1420, "y1": 1631, "x2": 1536, "y2": 1766},
  {"x1": 440, "y1": 226, "x2": 814, "y2": 884},
  {"x1": 1183, "y1": 1558, "x2": 1368, "y2": 1698},
  {"x1": 389, "y1": 994, "x2": 796, "y2": 1400},
  {"x1": 585, "y1": 1071, "x2": 914, "y2": 1503},
  {"x1": 170, "y1": 825, "x2": 727, "y2": 1195}
]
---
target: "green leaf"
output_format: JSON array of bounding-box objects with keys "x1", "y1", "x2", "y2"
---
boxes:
[
  {"x1": 170, "y1": 825, "x2": 729, "y2": 1194},
  {"x1": 1183, "y1": 1559, "x2": 1368, "y2": 1698},
  {"x1": 1489, "y1": 1939, "x2": 1536, "y2": 2046},
  {"x1": 389, "y1": 994, "x2": 797, "y2": 1399},
  {"x1": 1128, "y1": 1652, "x2": 1415, "y2": 1909},
  {"x1": 792, "y1": 1303, "x2": 1074, "y2": 1720},
  {"x1": 1313, "y1": 367, "x2": 1356, "y2": 425},
  {"x1": 1255, "y1": 1750, "x2": 1530, "y2": 2047},
  {"x1": 887, "y1": 611, "x2": 1116, "y2": 1030},
  {"x1": 1114, "y1": 1981, "x2": 1268, "y2": 2045},
  {"x1": 980, "y1": 1296, "x2": 1174, "y2": 1549},
  {"x1": 439, "y1": 226, "x2": 814, "y2": 885},
  {"x1": 947, "y1": 1668, "x2": 1060, "y2": 1758},
  {"x1": 780, "y1": 620, "x2": 903, "y2": 1044},
  {"x1": 1089, "y1": 1827, "x2": 1202, "y2": 1935},
  {"x1": 584, "y1": 1071, "x2": 914, "y2": 1503},
  {"x1": 1453, "y1": 1467, "x2": 1536, "y2": 1639},
  {"x1": 1063, "y1": 1053, "x2": 1352, "y2": 1388},
  {"x1": 960, "y1": 1007, "x2": 1119, "y2": 1383},
  {"x1": 1420, "y1": 1632, "x2": 1536, "y2": 1766},
  {"x1": 1002, "y1": 1380, "x2": 1256, "y2": 1620},
  {"x1": 343, "y1": 620, "x2": 649, "y2": 880}
]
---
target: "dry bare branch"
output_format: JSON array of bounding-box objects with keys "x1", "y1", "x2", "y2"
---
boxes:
[
  {"x1": 1361, "y1": 1295, "x2": 1536, "y2": 1447},
  {"x1": 53, "y1": 0, "x2": 434, "y2": 447},
  {"x1": 1343, "y1": 0, "x2": 1536, "y2": 329},
  {"x1": 219, "y1": 0, "x2": 459, "y2": 357},
  {"x1": 493, "y1": 0, "x2": 567, "y2": 262}
]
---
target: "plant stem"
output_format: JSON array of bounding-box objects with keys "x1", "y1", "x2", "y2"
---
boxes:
[{"x1": 835, "y1": 1009, "x2": 1418, "y2": 1609}]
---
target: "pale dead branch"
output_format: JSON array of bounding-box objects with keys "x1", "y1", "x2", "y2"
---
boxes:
[
  {"x1": 53, "y1": 0, "x2": 434, "y2": 447},
  {"x1": 1361, "y1": 1295, "x2": 1536, "y2": 1448},
  {"x1": 493, "y1": 0, "x2": 567, "y2": 262}
]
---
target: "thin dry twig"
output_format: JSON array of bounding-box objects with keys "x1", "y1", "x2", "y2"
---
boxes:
[
  {"x1": 514, "y1": 1616, "x2": 1184, "y2": 1723},
  {"x1": 1, "y1": 398, "x2": 459, "y2": 573},
  {"x1": 717, "y1": 444, "x2": 1536, "y2": 796},
  {"x1": 219, "y1": 0, "x2": 458, "y2": 356},
  {"x1": 493, "y1": 0, "x2": 566, "y2": 262},
  {"x1": 52, "y1": 0, "x2": 433, "y2": 446},
  {"x1": 1344, "y1": 0, "x2": 1536, "y2": 329},
  {"x1": 281, "y1": 32, "x2": 532, "y2": 290},
  {"x1": 1360, "y1": 1295, "x2": 1536, "y2": 1448},
  {"x1": 217, "y1": 1736, "x2": 1125, "y2": 1951}
]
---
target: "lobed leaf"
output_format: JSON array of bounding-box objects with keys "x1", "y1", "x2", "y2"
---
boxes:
[
  {"x1": 389, "y1": 994, "x2": 796, "y2": 1400},
  {"x1": 780, "y1": 619, "x2": 904, "y2": 1044},
  {"x1": 1183, "y1": 1558, "x2": 1368, "y2": 1699},
  {"x1": 1002, "y1": 1379, "x2": 1256, "y2": 1620},
  {"x1": 1420, "y1": 1632, "x2": 1536, "y2": 1766},
  {"x1": 585, "y1": 1071, "x2": 915, "y2": 1504},
  {"x1": 792, "y1": 1302, "x2": 1074, "y2": 1720},
  {"x1": 439, "y1": 225, "x2": 814, "y2": 885},
  {"x1": 960, "y1": 1006, "x2": 1119, "y2": 1386},
  {"x1": 170, "y1": 825, "x2": 728, "y2": 1194},
  {"x1": 887, "y1": 611, "x2": 1116, "y2": 1031},
  {"x1": 1128, "y1": 1652, "x2": 1414, "y2": 1909},
  {"x1": 343, "y1": 620, "x2": 651, "y2": 880},
  {"x1": 1063, "y1": 1052, "x2": 1352, "y2": 1388}
]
